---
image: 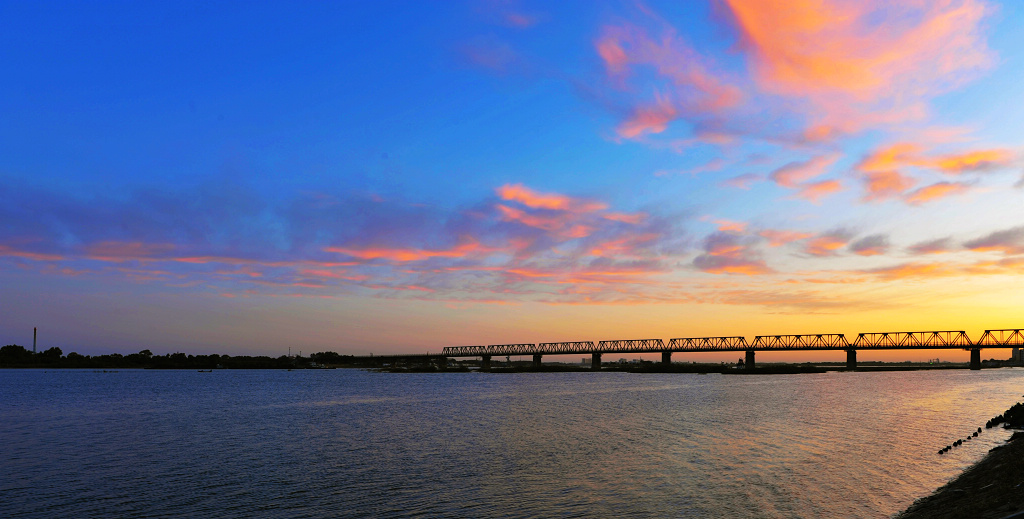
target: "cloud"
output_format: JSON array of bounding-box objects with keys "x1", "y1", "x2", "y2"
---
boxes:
[
  {"x1": 794, "y1": 179, "x2": 842, "y2": 203},
  {"x1": 903, "y1": 181, "x2": 970, "y2": 205},
  {"x1": 721, "y1": 173, "x2": 762, "y2": 190},
  {"x1": 769, "y1": 155, "x2": 838, "y2": 188},
  {"x1": 759, "y1": 229, "x2": 813, "y2": 247},
  {"x1": 595, "y1": 22, "x2": 742, "y2": 139},
  {"x1": 863, "y1": 261, "x2": 958, "y2": 280},
  {"x1": 804, "y1": 230, "x2": 851, "y2": 257},
  {"x1": 723, "y1": 0, "x2": 995, "y2": 138},
  {"x1": 934, "y1": 149, "x2": 1014, "y2": 173},
  {"x1": 496, "y1": 183, "x2": 606, "y2": 212},
  {"x1": 0, "y1": 179, "x2": 697, "y2": 305},
  {"x1": 848, "y1": 234, "x2": 889, "y2": 256},
  {"x1": 692, "y1": 232, "x2": 772, "y2": 275},
  {"x1": 964, "y1": 226, "x2": 1024, "y2": 254},
  {"x1": 907, "y1": 238, "x2": 953, "y2": 255},
  {"x1": 859, "y1": 143, "x2": 924, "y2": 173},
  {"x1": 617, "y1": 92, "x2": 679, "y2": 138},
  {"x1": 861, "y1": 170, "x2": 917, "y2": 202}
]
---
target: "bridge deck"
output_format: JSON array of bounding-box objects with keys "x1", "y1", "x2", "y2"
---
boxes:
[{"x1": 435, "y1": 329, "x2": 1024, "y2": 357}]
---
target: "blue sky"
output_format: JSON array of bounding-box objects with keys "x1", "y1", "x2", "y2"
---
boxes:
[{"x1": 3, "y1": 0, "x2": 1023, "y2": 360}]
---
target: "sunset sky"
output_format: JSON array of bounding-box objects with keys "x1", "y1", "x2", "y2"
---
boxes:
[{"x1": 3, "y1": 0, "x2": 1023, "y2": 361}]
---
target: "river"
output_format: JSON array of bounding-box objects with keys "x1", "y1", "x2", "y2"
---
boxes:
[{"x1": 2, "y1": 368, "x2": 1021, "y2": 518}]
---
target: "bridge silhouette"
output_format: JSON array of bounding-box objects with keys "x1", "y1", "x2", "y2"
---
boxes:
[{"x1": 383, "y1": 329, "x2": 1024, "y2": 371}]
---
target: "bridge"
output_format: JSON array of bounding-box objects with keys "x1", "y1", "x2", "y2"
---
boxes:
[{"x1": 430, "y1": 329, "x2": 1024, "y2": 371}]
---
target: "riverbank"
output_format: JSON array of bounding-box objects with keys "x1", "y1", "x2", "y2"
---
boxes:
[{"x1": 897, "y1": 404, "x2": 1024, "y2": 519}]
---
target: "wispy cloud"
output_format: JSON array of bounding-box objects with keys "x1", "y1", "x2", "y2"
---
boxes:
[
  {"x1": 692, "y1": 232, "x2": 772, "y2": 275},
  {"x1": 903, "y1": 181, "x2": 970, "y2": 205},
  {"x1": 964, "y1": 226, "x2": 1024, "y2": 254},
  {"x1": 848, "y1": 234, "x2": 889, "y2": 256}
]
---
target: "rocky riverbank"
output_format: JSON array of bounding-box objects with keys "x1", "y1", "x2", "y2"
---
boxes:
[{"x1": 896, "y1": 403, "x2": 1024, "y2": 519}]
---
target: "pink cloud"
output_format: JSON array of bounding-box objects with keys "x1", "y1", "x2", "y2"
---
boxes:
[
  {"x1": 617, "y1": 92, "x2": 678, "y2": 138},
  {"x1": 85, "y1": 241, "x2": 176, "y2": 262},
  {"x1": 759, "y1": 229, "x2": 813, "y2": 247},
  {"x1": 795, "y1": 179, "x2": 842, "y2": 203},
  {"x1": 595, "y1": 22, "x2": 742, "y2": 138},
  {"x1": 769, "y1": 155, "x2": 838, "y2": 188},
  {"x1": 721, "y1": 173, "x2": 762, "y2": 190},
  {"x1": 603, "y1": 212, "x2": 646, "y2": 224}
]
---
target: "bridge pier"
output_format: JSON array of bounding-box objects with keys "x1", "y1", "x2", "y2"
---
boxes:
[
  {"x1": 533, "y1": 354, "x2": 542, "y2": 369},
  {"x1": 436, "y1": 356, "x2": 448, "y2": 370},
  {"x1": 745, "y1": 349, "x2": 755, "y2": 371},
  {"x1": 591, "y1": 353, "x2": 602, "y2": 371},
  {"x1": 481, "y1": 355, "x2": 491, "y2": 372},
  {"x1": 970, "y1": 348, "x2": 981, "y2": 370},
  {"x1": 661, "y1": 351, "x2": 672, "y2": 365},
  {"x1": 846, "y1": 349, "x2": 857, "y2": 370}
]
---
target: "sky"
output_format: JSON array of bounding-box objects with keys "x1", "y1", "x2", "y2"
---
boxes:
[{"x1": 2, "y1": 0, "x2": 1024, "y2": 362}]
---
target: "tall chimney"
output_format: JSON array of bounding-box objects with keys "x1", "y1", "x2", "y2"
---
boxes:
[{"x1": 33, "y1": 327, "x2": 37, "y2": 353}]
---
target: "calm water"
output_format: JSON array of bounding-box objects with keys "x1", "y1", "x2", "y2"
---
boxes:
[{"x1": 2, "y1": 368, "x2": 1022, "y2": 518}]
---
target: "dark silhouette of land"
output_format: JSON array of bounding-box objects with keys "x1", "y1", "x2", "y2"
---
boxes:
[
  {"x1": 897, "y1": 403, "x2": 1024, "y2": 519},
  {"x1": 0, "y1": 344, "x2": 352, "y2": 370}
]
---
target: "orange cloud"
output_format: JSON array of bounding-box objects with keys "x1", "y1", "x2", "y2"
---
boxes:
[
  {"x1": 864, "y1": 262, "x2": 957, "y2": 280},
  {"x1": 934, "y1": 149, "x2": 1014, "y2": 173},
  {"x1": 724, "y1": 0, "x2": 994, "y2": 136},
  {"x1": 862, "y1": 170, "x2": 916, "y2": 202},
  {"x1": 325, "y1": 242, "x2": 488, "y2": 262},
  {"x1": 804, "y1": 233, "x2": 848, "y2": 256},
  {"x1": 903, "y1": 182, "x2": 969, "y2": 205},
  {"x1": 795, "y1": 179, "x2": 842, "y2": 203},
  {"x1": 496, "y1": 183, "x2": 606, "y2": 212},
  {"x1": 693, "y1": 233, "x2": 772, "y2": 275},
  {"x1": 859, "y1": 143, "x2": 924, "y2": 172},
  {"x1": 759, "y1": 229, "x2": 813, "y2": 247}
]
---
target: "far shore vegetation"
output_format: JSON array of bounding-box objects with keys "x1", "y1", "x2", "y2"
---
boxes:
[{"x1": 2, "y1": 343, "x2": 1017, "y2": 372}]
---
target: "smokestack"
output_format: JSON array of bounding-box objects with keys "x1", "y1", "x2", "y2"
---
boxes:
[{"x1": 33, "y1": 327, "x2": 37, "y2": 353}]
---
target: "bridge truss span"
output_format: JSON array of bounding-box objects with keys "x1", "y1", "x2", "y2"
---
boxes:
[
  {"x1": 596, "y1": 338, "x2": 665, "y2": 354},
  {"x1": 537, "y1": 341, "x2": 597, "y2": 354},
  {"x1": 852, "y1": 331, "x2": 972, "y2": 349},
  {"x1": 751, "y1": 334, "x2": 851, "y2": 350},
  {"x1": 440, "y1": 343, "x2": 538, "y2": 357},
  {"x1": 667, "y1": 336, "x2": 749, "y2": 352},
  {"x1": 976, "y1": 329, "x2": 1024, "y2": 347}
]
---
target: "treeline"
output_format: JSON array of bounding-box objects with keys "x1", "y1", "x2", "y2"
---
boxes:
[{"x1": 0, "y1": 344, "x2": 354, "y2": 369}]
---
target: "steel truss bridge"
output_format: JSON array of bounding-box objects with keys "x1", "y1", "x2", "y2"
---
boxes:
[{"x1": 432, "y1": 329, "x2": 1024, "y2": 371}]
